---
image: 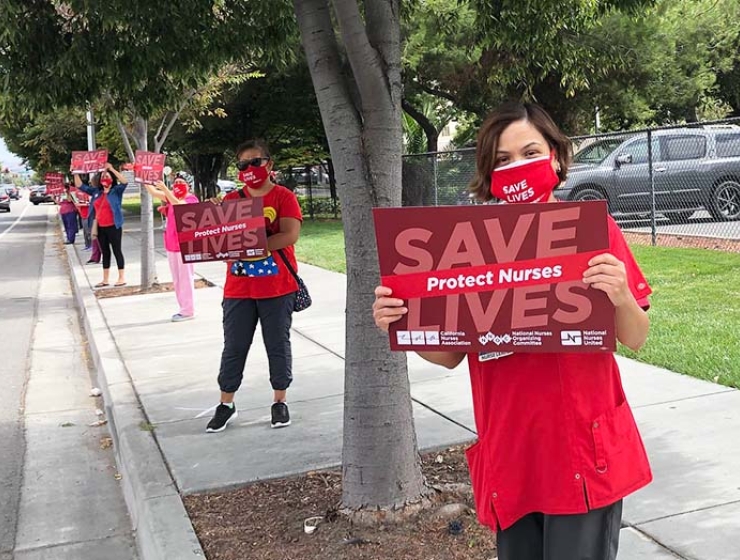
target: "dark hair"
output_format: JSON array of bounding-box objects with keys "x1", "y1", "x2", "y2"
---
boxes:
[
  {"x1": 469, "y1": 102, "x2": 573, "y2": 202},
  {"x1": 235, "y1": 139, "x2": 271, "y2": 160}
]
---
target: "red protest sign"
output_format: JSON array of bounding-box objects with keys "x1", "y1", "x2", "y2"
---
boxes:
[
  {"x1": 70, "y1": 150, "x2": 108, "y2": 174},
  {"x1": 173, "y1": 198, "x2": 268, "y2": 263},
  {"x1": 134, "y1": 151, "x2": 166, "y2": 183},
  {"x1": 44, "y1": 172, "x2": 65, "y2": 195},
  {"x1": 373, "y1": 201, "x2": 615, "y2": 353},
  {"x1": 74, "y1": 188, "x2": 90, "y2": 204}
]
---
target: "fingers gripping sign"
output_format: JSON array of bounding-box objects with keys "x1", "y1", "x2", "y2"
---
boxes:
[
  {"x1": 582, "y1": 253, "x2": 633, "y2": 308},
  {"x1": 372, "y1": 286, "x2": 407, "y2": 332}
]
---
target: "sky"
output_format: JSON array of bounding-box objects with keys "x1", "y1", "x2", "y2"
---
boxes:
[{"x1": 0, "y1": 136, "x2": 25, "y2": 172}]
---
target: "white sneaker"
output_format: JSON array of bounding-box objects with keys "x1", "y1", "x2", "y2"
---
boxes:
[{"x1": 171, "y1": 313, "x2": 194, "y2": 322}]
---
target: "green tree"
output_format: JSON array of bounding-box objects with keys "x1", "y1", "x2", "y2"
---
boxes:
[
  {"x1": 0, "y1": 0, "x2": 296, "y2": 288},
  {"x1": 294, "y1": 0, "x2": 430, "y2": 518},
  {"x1": 166, "y1": 59, "x2": 327, "y2": 199}
]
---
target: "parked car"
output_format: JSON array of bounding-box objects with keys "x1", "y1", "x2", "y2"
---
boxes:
[
  {"x1": 30, "y1": 186, "x2": 55, "y2": 205},
  {"x1": 558, "y1": 126, "x2": 740, "y2": 222},
  {"x1": 217, "y1": 179, "x2": 237, "y2": 194},
  {"x1": 1, "y1": 185, "x2": 20, "y2": 200},
  {"x1": 0, "y1": 190, "x2": 10, "y2": 212}
]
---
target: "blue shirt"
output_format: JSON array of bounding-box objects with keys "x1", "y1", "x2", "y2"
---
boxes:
[{"x1": 79, "y1": 183, "x2": 128, "y2": 229}]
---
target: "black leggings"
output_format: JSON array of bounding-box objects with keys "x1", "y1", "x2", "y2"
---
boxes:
[{"x1": 97, "y1": 225, "x2": 125, "y2": 270}]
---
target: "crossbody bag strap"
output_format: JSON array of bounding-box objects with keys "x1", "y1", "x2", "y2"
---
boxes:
[{"x1": 238, "y1": 188, "x2": 300, "y2": 283}]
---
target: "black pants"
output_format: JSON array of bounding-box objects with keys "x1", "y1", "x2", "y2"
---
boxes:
[
  {"x1": 497, "y1": 501, "x2": 622, "y2": 560},
  {"x1": 218, "y1": 294, "x2": 296, "y2": 393},
  {"x1": 97, "y1": 225, "x2": 124, "y2": 270}
]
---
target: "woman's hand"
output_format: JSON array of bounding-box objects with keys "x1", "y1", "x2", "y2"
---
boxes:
[
  {"x1": 372, "y1": 286, "x2": 407, "y2": 332},
  {"x1": 154, "y1": 180, "x2": 167, "y2": 192},
  {"x1": 582, "y1": 253, "x2": 633, "y2": 308}
]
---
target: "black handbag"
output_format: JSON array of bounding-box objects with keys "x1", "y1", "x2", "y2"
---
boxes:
[{"x1": 276, "y1": 249, "x2": 311, "y2": 312}]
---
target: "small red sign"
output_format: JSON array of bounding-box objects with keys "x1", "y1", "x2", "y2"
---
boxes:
[
  {"x1": 74, "y1": 188, "x2": 90, "y2": 203},
  {"x1": 173, "y1": 198, "x2": 269, "y2": 263},
  {"x1": 45, "y1": 172, "x2": 65, "y2": 195},
  {"x1": 373, "y1": 201, "x2": 615, "y2": 353},
  {"x1": 133, "y1": 151, "x2": 166, "y2": 183},
  {"x1": 70, "y1": 150, "x2": 108, "y2": 174}
]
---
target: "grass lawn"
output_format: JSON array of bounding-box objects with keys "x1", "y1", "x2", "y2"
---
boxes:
[{"x1": 297, "y1": 219, "x2": 740, "y2": 388}]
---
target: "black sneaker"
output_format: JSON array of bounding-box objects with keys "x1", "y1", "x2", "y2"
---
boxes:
[
  {"x1": 206, "y1": 403, "x2": 237, "y2": 433},
  {"x1": 271, "y1": 402, "x2": 291, "y2": 428}
]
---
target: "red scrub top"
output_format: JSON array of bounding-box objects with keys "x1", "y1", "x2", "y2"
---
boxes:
[{"x1": 466, "y1": 216, "x2": 653, "y2": 531}]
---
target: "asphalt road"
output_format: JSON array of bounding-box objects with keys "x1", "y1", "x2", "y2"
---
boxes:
[{"x1": 0, "y1": 194, "x2": 50, "y2": 557}]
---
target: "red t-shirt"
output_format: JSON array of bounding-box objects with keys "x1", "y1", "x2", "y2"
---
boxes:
[
  {"x1": 94, "y1": 194, "x2": 115, "y2": 227},
  {"x1": 76, "y1": 204, "x2": 90, "y2": 220},
  {"x1": 223, "y1": 185, "x2": 303, "y2": 299},
  {"x1": 466, "y1": 216, "x2": 653, "y2": 531}
]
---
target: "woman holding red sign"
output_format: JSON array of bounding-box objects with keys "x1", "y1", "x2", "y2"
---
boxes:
[
  {"x1": 76, "y1": 163, "x2": 129, "y2": 287},
  {"x1": 372, "y1": 102, "x2": 652, "y2": 560},
  {"x1": 143, "y1": 178, "x2": 199, "y2": 321},
  {"x1": 205, "y1": 139, "x2": 303, "y2": 433}
]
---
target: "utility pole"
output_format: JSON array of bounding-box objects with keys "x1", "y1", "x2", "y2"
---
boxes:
[{"x1": 86, "y1": 107, "x2": 96, "y2": 151}]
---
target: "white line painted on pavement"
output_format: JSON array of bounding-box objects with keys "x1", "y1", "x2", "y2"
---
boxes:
[{"x1": 0, "y1": 203, "x2": 32, "y2": 241}]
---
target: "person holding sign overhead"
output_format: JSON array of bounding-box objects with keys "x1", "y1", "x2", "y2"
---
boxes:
[
  {"x1": 372, "y1": 102, "x2": 652, "y2": 560},
  {"x1": 142, "y1": 178, "x2": 199, "y2": 321},
  {"x1": 205, "y1": 139, "x2": 303, "y2": 433},
  {"x1": 76, "y1": 162, "x2": 129, "y2": 288}
]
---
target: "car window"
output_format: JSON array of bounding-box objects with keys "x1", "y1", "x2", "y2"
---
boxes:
[
  {"x1": 663, "y1": 135, "x2": 706, "y2": 161},
  {"x1": 573, "y1": 138, "x2": 626, "y2": 164},
  {"x1": 716, "y1": 134, "x2": 740, "y2": 158},
  {"x1": 618, "y1": 137, "x2": 660, "y2": 164}
]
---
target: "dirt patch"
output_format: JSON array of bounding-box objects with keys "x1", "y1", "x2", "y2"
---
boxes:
[
  {"x1": 623, "y1": 231, "x2": 740, "y2": 252},
  {"x1": 184, "y1": 445, "x2": 497, "y2": 560},
  {"x1": 94, "y1": 278, "x2": 213, "y2": 299}
]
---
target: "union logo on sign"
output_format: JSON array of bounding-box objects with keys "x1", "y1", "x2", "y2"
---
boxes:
[{"x1": 478, "y1": 332, "x2": 512, "y2": 346}]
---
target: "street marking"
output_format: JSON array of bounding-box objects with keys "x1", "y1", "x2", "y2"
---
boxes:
[{"x1": 0, "y1": 202, "x2": 32, "y2": 241}]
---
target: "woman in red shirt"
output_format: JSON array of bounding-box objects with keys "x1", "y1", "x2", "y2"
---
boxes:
[
  {"x1": 205, "y1": 139, "x2": 303, "y2": 434},
  {"x1": 373, "y1": 102, "x2": 652, "y2": 560}
]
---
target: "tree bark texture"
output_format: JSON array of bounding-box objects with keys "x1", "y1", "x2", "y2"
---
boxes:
[
  {"x1": 294, "y1": 0, "x2": 429, "y2": 513},
  {"x1": 132, "y1": 116, "x2": 158, "y2": 288},
  {"x1": 186, "y1": 152, "x2": 223, "y2": 201}
]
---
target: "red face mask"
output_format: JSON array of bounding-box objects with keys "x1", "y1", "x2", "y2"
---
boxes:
[
  {"x1": 172, "y1": 181, "x2": 188, "y2": 200},
  {"x1": 238, "y1": 164, "x2": 269, "y2": 189},
  {"x1": 100, "y1": 176, "x2": 112, "y2": 188},
  {"x1": 489, "y1": 154, "x2": 560, "y2": 204}
]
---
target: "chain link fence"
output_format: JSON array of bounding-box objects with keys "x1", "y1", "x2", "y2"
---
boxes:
[
  {"x1": 277, "y1": 164, "x2": 339, "y2": 220},
  {"x1": 402, "y1": 118, "x2": 740, "y2": 251}
]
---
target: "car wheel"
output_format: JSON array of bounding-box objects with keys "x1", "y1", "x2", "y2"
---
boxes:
[
  {"x1": 572, "y1": 187, "x2": 606, "y2": 202},
  {"x1": 708, "y1": 180, "x2": 740, "y2": 221},
  {"x1": 33, "y1": 202, "x2": 39, "y2": 206},
  {"x1": 665, "y1": 211, "x2": 694, "y2": 224}
]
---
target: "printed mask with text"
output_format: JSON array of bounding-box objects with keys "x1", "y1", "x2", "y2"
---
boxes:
[
  {"x1": 238, "y1": 164, "x2": 269, "y2": 189},
  {"x1": 489, "y1": 154, "x2": 560, "y2": 204}
]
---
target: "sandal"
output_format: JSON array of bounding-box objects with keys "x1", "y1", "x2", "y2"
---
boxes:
[
  {"x1": 95, "y1": 282, "x2": 109, "y2": 288},
  {"x1": 114, "y1": 282, "x2": 127, "y2": 287}
]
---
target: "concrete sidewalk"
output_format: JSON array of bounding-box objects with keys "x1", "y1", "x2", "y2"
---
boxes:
[{"x1": 69, "y1": 217, "x2": 740, "y2": 560}]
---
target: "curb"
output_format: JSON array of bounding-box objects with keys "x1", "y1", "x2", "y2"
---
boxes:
[{"x1": 64, "y1": 244, "x2": 205, "y2": 559}]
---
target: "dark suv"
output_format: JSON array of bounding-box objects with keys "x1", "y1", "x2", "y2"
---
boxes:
[{"x1": 558, "y1": 127, "x2": 740, "y2": 222}]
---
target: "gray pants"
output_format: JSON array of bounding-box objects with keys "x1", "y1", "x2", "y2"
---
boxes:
[
  {"x1": 217, "y1": 295, "x2": 296, "y2": 394},
  {"x1": 497, "y1": 500, "x2": 622, "y2": 560}
]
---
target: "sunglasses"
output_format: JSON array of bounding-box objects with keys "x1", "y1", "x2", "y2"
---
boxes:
[{"x1": 236, "y1": 157, "x2": 270, "y2": 171}]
